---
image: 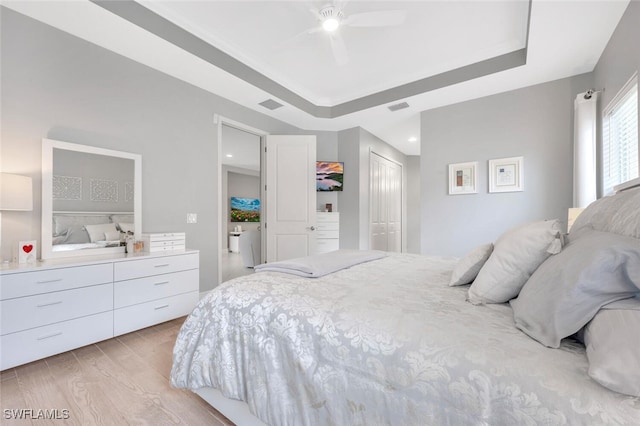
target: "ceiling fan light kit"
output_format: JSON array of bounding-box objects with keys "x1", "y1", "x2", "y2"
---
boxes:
[{"x1": 320, "y1": 6, "x2": 343, "y2": 32}]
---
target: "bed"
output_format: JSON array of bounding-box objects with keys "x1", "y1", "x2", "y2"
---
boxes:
[
  {"x1": 51, "y1": 212, "x2": 134, "y2": 251},
  {"x1": 170, "y1": 187, "x2": 640, "y2": 425}
]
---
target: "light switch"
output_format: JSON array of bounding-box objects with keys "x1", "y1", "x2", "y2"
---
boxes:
[{"x1": 187, "y1": 213, "x2": 197, "y2": 224}]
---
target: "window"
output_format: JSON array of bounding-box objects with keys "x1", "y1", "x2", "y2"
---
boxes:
[{"x1": 602, "y1": 73, "x2": 638, "y2": 195}]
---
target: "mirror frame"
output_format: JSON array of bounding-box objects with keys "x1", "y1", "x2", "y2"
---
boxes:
[{"x1": 41, "y1": 138, "x2": 142, "y2": 260}]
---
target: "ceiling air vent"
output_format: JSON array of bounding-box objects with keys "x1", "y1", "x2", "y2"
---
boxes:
[
  {"x1": 259, "y1": 99, "x2": 284, "y2": 110},
  {"x1": 388, "y1": 102, "x2": 410, "y2": 112}
]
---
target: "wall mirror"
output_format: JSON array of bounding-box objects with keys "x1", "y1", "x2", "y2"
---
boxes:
[{"x1": 41, "y1": 138, "x2": 142, "y2": 259}]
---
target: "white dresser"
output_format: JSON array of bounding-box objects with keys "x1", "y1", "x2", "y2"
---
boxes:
[
  {"x1": 316, "y1": 212, "x2": 340, "y2": 254},
  {"x1": 0, "y1": 250, "x2": 199, "y2": 370}
]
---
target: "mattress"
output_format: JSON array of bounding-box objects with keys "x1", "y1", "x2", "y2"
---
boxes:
[{"x1": 170, "y1": 253, "x2": 640, "y2": 425}]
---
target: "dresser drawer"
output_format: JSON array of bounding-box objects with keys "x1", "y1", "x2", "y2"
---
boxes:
[
  {"x1": 0, "y1": 311, "x2": 113, "y2": 371},
  {"x1": 114, "y1": 269, "x2": 199, "y2": 309},
  {"x1": 146, "y1": 244, "x2": 186, "y2": 253},
  {"x1": 148, "y1": 240, "x2": 185, "y2": 248},
  {"x1": 316, "y1": 230, "x2": 339, "y2": 239},
  {"x1": 0, "y1": 263, "x2": 113, "y2": 300},
  {"x1": 142, "y1": 232, "x2": 186, "y2": 242},
  {"x1": 316, "y1": 222, "x2": 339, "y2": 232},
  {"x1": 317, "y1": 213, "x2": 339, "y2": 223},
  {"x1": 114, "y1": 252, "x2": 198, "y2": 281},
  {"x1": 1, "y1": 283, "x2": 113, "y2": 335},
  {"x1": 317, "y1": 239, "x2": 339, "y2": 253},
  {"x1": 114, "y1": 291, "x2": 198, "y2": 336}
]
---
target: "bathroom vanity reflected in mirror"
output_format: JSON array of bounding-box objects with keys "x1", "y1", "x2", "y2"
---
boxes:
[{"x1": 41, "y1": 138, "x2": 141, "y2": 259}]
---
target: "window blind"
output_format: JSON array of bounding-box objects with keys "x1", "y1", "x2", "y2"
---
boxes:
[{"x1": 603, "y1": 78, "x2": 638, "y2": 195}]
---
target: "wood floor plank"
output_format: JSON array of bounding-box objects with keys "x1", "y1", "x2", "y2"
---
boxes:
[
  {"x1": 13, "y1": 360, "x2": 78, "y2": 426},
  {"x1": 45, "y1": 350, "x2": 118, "y2": 425},
  {"x1": 0, "y1": 317, "x2": 237, "y2": 426},
  {"x1": 99, "y1": 334, "x2": 226, "y2": 425}
]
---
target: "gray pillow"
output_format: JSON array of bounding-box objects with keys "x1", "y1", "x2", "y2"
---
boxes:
[
  {"x1": 449, "y1": 243, "x2": 493, "y2": 286},
  {"x1": 468, "y1": 219, "x2": 562, "y2": 304},
  {"x1": 584, "y1": 297, "x2": 640, "y2": 396},
  {"x1": 511, "y1": 231, "x2": 640, "y2": 348}
]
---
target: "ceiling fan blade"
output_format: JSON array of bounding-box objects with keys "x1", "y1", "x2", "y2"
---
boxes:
[
  {"x1": 344, "y1": 10, "x2": 406, "y2": 27},
  {"x1": 329, "y1": 32, "x2": 349, "y2": 66}
]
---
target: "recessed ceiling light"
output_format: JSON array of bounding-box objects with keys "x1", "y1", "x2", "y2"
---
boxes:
[
  {"x1": 226, "y1": 154, "x2": 233, "y2": 158},
  {"x1": 408, "y1": 137, "x2": 418, "y2": 142}
]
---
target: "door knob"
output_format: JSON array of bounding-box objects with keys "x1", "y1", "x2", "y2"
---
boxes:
[{"x1": 309, "y1": 226, "x2": 316, "y2": 231}]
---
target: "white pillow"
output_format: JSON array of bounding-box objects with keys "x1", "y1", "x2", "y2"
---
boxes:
[
  {"x1": 104, "y1": 230, "x2": 121, "y2": 241},
  {"x1": 449, "y1": 243, "x2": 493, "y2": 286},
  {"x1": 584, "y1": 297, "x2": 640, "y2": 396},
  {"x1": 84, "y1": 223, "x2": 119, "y2": 243},
  {"x1": 467, "y1": 219, "x2": 562, "y2": 304},
  {"x1": 117, "y1": 222, "x2": 135, "y2": 233}
]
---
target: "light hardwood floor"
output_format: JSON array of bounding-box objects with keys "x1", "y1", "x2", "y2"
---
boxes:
[{"x1": 0, "y1": 317, "x2": 235, "y2": 425}]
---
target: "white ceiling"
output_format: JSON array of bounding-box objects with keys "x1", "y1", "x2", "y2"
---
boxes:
[{"x1": 3, "y1": 1, "x2": 630, "y2": 156}]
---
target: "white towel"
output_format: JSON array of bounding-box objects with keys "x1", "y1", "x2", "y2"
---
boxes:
[{"x1": 254, "y1": 249, "x2": 387, "y2": 278}]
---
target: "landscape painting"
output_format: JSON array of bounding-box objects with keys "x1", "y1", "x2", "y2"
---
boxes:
[
  {"x1": 316, "y1": 161, "x2": 344, "y2": 191},
  {"x1": 230, "y1": 197, "x2": 260, "y2": 222}
]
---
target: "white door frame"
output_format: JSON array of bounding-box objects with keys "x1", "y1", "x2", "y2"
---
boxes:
[{"x1": 215, "y1": 115, "x2": 268, "y2": 286}]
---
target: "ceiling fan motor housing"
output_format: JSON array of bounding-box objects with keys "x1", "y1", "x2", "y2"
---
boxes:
[{"x1": 319, "y1": 6, "x2": 344, "y2": 23}]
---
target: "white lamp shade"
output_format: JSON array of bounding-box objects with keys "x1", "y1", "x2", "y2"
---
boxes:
[{"x1": 0, "y1": 173, "x2": 33, "y2": 211}]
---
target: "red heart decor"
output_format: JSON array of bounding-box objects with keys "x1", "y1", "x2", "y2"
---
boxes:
[{"x1": 23, "y1": 244, "x2": 33, "y2": 254}]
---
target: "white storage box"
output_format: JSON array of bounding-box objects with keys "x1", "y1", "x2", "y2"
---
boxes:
[{"x1": 141, "y1": 232, "x2": 186, "y2": 252}]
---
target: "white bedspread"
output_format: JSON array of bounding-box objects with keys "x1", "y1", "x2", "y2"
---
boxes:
[
  {"x1": 253, "y1": 249, "x2": 386, "y2": 277},
  {"x1": 171, "y1": 254, "x2": 640, "y2": 425}
]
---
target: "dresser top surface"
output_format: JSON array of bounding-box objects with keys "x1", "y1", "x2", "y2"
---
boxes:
[{"x1": 0, "y1": 249, "x2": 199, "y2": 275}]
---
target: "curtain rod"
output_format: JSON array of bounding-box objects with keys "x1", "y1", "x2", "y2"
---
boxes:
[{"x1": 584, "y1": 89, "x2": 603, "y2": 100}]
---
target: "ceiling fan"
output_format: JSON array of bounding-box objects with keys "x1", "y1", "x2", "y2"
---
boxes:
[{"x1": 304, "y1": 2, "x2": 407, "y2": 66}]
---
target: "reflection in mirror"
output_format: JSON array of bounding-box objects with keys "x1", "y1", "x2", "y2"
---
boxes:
[{"x1": 41, "y1": 138, "x2": 141, "y2": 259}]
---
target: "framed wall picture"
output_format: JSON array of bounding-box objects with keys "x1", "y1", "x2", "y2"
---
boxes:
[
  {"x1": 448, "y1": 161, "x2": 478, "y2": 195},
  {"x1": 489, "y1": 156, "x2": 524, "y2": 193}
]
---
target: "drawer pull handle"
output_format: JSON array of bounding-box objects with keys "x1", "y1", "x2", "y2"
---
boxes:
[
  {"x1": 154, "y1": 304, "x2": 169, "y2": 310},
  {"x1": 37, "y1": 331, "x2": 63, "y2": 340},
  {"x1": 37, "y1": 301, "x2": 63, "y2": 308},
  {"x1": 154, "y1": 281, "x2": 170, "y2": 286},
  {"x1": 154, "y1": 264, "x2": 170, "y2": 268},
  {"x1": 37, "y1": 279, "x2": 63, "y2": 284}
]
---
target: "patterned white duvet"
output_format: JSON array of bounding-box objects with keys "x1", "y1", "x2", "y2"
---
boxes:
[{"x1": 170, "y1": 254, "x2": 640, "y2": 425}]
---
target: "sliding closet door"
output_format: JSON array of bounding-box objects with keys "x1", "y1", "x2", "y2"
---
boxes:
[{"x1": 370, "y1": 152, "x2": 402, "y2": 252}]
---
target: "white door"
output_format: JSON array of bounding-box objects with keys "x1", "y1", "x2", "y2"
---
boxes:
[
  {"x1": 266, "y1": 135, "x2": 317, "y2": 262},
  {"x1": 370, "y1": 152, "x2": 402, "y2": 252}
]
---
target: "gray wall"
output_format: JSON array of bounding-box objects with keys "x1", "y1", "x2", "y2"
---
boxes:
[
  {"x1": 420, "y1": 74, "x2": 592, "y2": 256},
  {"x1": 337, "y1": 127, "x2": 408, "y2": 250},
  {"x1": 593, "y1": 1, "x2": 640, "y2": 197},
  {"x1": 0, "y1": 8, "x2": 312, "y2": 290}
]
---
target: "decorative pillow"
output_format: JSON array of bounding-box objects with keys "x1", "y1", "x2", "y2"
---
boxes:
[
  {"x1": 62, "y1": 226, "x2": 91, "y2": 244},
  {"x1": 84, "y1": 223, "x2": 119, "y2": 243},
  {"x1": 584, "y1": 297, "x2": 640, "y2": 396},
  {"x1": 449, "y1": 243, "x2": 493, "y2": 286},
  {"x1": 104, "y1": 230, "x2": 121, "y2": 241},
  {"x1": 510, "y1": 231, "x2": 640, "y2": 348},
  {"x1": 117, "y1": 222, "x2": 135, "y2": 234},
  {"x1": 467, "y1": 219, "x2": 562, "y2": 304}
]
